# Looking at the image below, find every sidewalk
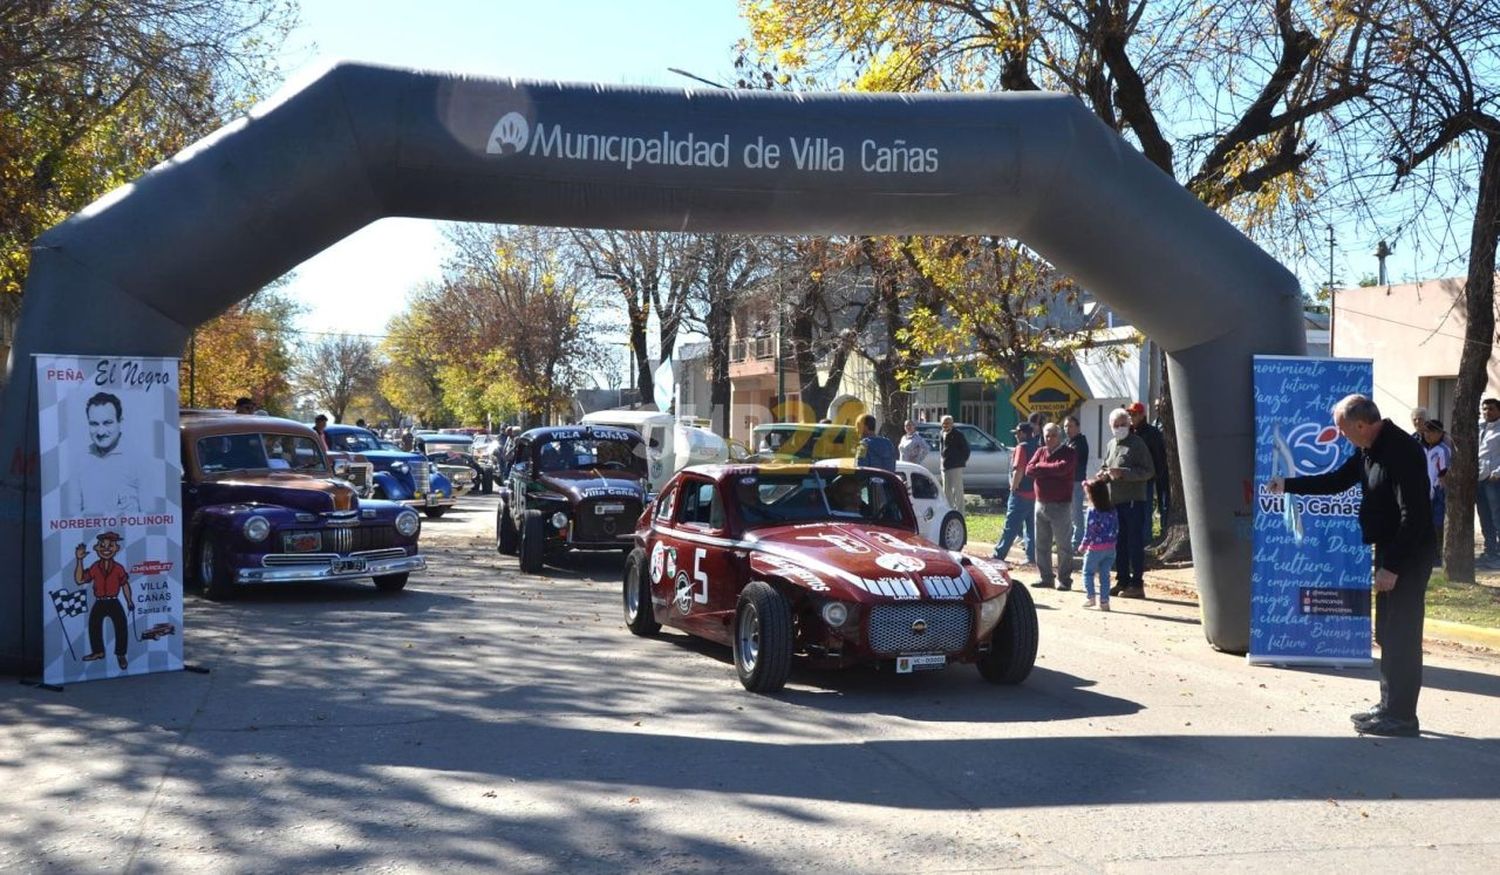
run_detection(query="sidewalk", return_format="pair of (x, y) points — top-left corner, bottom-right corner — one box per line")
(967, 545), (1500, 652)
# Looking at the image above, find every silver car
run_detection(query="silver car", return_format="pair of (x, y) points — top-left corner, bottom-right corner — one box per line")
(915, 422), (1012, 498)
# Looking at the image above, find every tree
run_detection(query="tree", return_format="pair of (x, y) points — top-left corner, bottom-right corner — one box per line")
(742, 0), (1389, 560)
(775, 236), (879, 421)
(292, 333), (378, 423)
(1345, 0), (1500, 581)
(572, 230), (702, 408)
(1, 0), (297, 333)
(693, 233), (766, 436)
(177, 286), (300, 412)
(435, 224), (603, 425)
(380, 301), (454, 427)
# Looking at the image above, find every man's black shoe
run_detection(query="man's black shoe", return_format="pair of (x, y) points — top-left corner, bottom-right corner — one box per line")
(1356, 715), (1420, 737)
(1033, 580), (1056, 589)
(1117, 586), (1146, 599)
(1056, 583), (1073, 592)
(1350, 705), (1386, 725)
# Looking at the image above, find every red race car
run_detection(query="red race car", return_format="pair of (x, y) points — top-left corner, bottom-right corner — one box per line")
(623, 463), (1038, 692)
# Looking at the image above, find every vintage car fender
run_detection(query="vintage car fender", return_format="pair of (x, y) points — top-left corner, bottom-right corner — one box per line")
(372, 469), (415, 501)
(430, 470), (453, 497)
(186, 503), (298, 556)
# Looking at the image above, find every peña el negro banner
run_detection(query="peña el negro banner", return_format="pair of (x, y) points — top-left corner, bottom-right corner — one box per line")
(1250, 355), (1374, 667)
(35, 355), (184, 685)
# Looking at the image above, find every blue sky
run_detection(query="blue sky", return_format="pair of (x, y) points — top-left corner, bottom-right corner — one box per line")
(276, 0), (748, 344)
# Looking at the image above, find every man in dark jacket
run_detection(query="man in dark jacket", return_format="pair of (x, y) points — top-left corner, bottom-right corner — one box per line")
(1129, 401), (1169, 535)
(939, 415), (970, 508)
(1065, 414), (1089, 551)
(1270, 394), (1435, 738)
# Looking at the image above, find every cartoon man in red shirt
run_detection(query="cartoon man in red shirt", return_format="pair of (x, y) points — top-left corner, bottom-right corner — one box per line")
(73, 531), (134, 669)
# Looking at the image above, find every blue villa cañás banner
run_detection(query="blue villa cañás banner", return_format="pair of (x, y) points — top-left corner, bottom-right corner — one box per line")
(1250, 356), (1374, 666)
(36, 355), (185, 686)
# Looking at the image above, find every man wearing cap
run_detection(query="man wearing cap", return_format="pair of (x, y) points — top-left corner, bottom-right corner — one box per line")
(1422, 419), (1450, 558)
(1129, 401), (1169, 536)
(1477, 398), (1500, 566)
(73, 532), (134, 670)
(992, 422), (1039, 568)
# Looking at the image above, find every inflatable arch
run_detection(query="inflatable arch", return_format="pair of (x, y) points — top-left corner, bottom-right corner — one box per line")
(0, 63), (1304, 668)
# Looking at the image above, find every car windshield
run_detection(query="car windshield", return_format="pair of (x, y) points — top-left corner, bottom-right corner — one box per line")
(198, 433), (327, 474)
(733, 469), (909, 528)
(422, 437), (472, 451)
(327, 430), (382, 452)
(535, 435), (647, 475)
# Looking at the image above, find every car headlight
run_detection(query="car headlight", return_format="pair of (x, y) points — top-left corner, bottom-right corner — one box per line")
(551, 511), (568, 529)
(391, 461), (408, 473)
(242, 515), (271, 543)
(820, 601), (850, 627)
(395, 510), (420, 537)
(977, 595), (1006, 637)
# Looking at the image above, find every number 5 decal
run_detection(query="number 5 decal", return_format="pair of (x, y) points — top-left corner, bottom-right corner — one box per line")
(693, 548), (709, 604)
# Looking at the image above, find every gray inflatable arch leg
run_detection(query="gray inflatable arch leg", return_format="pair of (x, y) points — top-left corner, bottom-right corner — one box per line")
(0, 64), (1303, 670)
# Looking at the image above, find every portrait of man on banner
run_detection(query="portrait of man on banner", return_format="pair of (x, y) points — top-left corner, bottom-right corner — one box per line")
(63, 391), (144, 515)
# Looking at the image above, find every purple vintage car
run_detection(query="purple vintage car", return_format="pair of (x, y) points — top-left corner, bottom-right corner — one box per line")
(180, 411), (426, 599)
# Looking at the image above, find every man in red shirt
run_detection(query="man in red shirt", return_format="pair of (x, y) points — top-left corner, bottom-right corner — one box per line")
(1027, 423), (1079, 590)
(73, 532), (134, 669)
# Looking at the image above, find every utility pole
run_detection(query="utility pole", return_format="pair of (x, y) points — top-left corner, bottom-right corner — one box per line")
(1325, 225), (1336, 295)
(1375, 239), (1393, 286)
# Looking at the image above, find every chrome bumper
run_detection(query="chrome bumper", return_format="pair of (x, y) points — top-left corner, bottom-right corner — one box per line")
(236, 553), (427, 584)
(399, 495), (458, 509)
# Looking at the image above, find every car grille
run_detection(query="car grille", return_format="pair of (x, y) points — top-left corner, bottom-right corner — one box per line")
(572, 498), (642, 542)
(284, 525), (398, 555)
(867, 603), (973, 654)
(262, 546), (408, 567)
(343, 462), (374, 495)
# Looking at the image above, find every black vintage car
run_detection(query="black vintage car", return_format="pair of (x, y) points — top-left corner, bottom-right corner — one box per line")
(496, 426), (650, 572)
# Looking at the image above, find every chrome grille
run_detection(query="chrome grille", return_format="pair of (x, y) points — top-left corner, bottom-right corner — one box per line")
(414, 461), (430, 491)
(325, 527), (353, 554)
(355, 548), (408, 561)
(264, 553), (336, 566)
(867, 603), (973, 654)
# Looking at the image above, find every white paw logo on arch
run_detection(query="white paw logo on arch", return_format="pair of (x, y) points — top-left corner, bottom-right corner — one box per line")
(875, 553), (925, 573)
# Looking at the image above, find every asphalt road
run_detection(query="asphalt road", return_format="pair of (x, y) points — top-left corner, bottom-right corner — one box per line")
(3, 494), (1499, 872)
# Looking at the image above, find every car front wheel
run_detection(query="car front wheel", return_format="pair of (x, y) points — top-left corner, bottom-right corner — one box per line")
(734, 581), (793, 693)
(196, 532), (234, 601)
(496, 500), (518, 554)
(939, 511), (968, 551)
(623, 549), (660, 635)
(423, 507), (447, 519)
(519, 509), (546, 573)
(978, 581), (1038, 685)
(373, 573), (408, 593)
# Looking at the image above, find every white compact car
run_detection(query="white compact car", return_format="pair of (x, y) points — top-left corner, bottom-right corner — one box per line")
(816, 459), (968, 551)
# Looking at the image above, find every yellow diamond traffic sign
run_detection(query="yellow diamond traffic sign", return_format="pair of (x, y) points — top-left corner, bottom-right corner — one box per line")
(1009, 360), (1085, 417)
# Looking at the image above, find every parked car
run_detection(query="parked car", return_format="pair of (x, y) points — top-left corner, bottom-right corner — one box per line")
(580, 409), (729, 491)
(179, 411), (426, 599)
(415, 433), (481, 496)
(915, 422), (1012, 498)
(815, 459), (967, 550)
(496, 426), (650, 572)
(323, 424), (459, 519)
(623, 463), (1035, 692)
(748, 422), (860, 463)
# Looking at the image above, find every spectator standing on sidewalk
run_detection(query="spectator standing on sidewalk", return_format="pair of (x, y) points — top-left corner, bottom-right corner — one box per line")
(855, 414), (897, 472)
(939, 416), (970, 509)
(1065, 414), (1089, 552)
(1129, 401), (1168, 538)
(1477, 398), (1500, 566)
(992, 422), (1039, 566)
(1100, 408), (1154, 598)
(1026, 423), (1077, 590)
(898, 419), (930, 465)
(1422, 419), (1449, 561)
(1268, 394), (1434, 737)
(1409, 406), (1430, 441)
(1078, 478), (1118, 610)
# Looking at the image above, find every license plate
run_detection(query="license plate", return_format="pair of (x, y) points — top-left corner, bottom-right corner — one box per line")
(331, 557), (367, 574)
(895, 654), (947, 674)
(596, 503), (625, 515)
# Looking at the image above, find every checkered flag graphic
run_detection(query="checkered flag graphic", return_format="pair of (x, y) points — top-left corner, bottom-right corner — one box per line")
(50, 588), (89, 661)
(51, 588), (87, 618)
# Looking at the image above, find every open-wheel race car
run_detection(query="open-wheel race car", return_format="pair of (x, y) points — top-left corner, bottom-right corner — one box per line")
(496, 426), (651, 573)
(623, 463), (1037, 692)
